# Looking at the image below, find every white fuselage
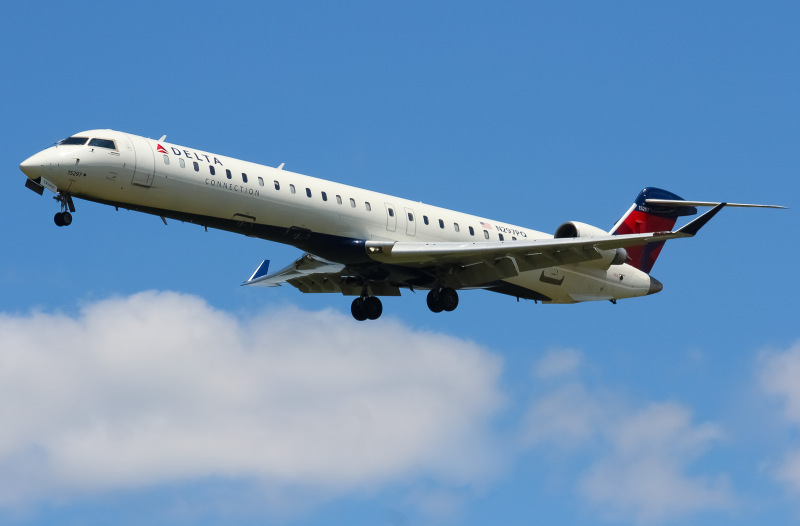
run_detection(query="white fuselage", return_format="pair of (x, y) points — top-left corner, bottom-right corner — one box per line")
(20, 129), (654, 304)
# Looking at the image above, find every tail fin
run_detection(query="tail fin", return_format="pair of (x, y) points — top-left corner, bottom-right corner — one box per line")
(610, 188), (697, 273)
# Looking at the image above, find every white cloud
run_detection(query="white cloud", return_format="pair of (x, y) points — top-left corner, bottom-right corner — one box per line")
(578, 402), (732, 524)
(759, 342), (800, 423)
(520, 382), (605, 448)
(774, 450), (800, 495)
(533, 348), (583, 380)
(521, 349), (734, 524)
(757, 341), (800, 494)
(0, 291), (505, 506)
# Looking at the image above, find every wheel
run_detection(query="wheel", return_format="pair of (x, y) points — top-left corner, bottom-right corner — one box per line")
(54, 212), (65, 227)
(363, 296), (383, 320)
(351, 297), (367, 321)
(440, 287), (459, 312)
(61, 211), (73, 226)
(426, 289), (444, 313)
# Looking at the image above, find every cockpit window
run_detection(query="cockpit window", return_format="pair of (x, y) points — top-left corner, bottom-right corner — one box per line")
(58, 136), (89, 146)
(88, 138), (116, 150)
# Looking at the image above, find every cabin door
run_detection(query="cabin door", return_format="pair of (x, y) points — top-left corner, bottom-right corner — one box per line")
(129, 135), (155, 187)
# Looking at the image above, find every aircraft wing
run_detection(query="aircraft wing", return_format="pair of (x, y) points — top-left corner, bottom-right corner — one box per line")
(242, 253), (402, 296)
(242, 255), (343, 287)
(363, 204), (724, 274)
(244, 204), (724, 294)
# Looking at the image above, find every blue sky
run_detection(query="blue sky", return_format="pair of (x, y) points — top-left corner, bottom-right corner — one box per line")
(2, 2), (799, 525)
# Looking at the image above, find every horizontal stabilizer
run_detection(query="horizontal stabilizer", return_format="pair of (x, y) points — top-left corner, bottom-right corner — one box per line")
(646, 199), (786, 209)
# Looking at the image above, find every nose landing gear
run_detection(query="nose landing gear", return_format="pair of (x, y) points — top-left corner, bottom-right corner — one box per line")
(54, 211), (72, 227)
(53, 192), (76, 227)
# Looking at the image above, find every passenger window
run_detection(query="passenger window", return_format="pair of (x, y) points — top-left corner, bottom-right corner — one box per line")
(454, 223), (460, 232)
(226, 169), (232, 179)
(179, 158), (185, 168)
(388, 208), (394, 217)
(242, 173), (248, 183)
(365, 202), (371, 211)
(499, 234), (504, 241)
(306, 188), (312, 198)
(469, 226), (474, 236)
(336, 195), (343, 205)
(350, 198), (356, 208)
(408, 213), (414, 222)
(209, 165), (215, 175)
(439, 219), (444, 229)
(258, 177), (264, 187)
(512, 236), (517, 241)
(423, 215), (429, 225)
(274, 180), (280, 190)
(290, 184), (296, 194)
(193, 161), (199, 172)
(484, 230), (490, 239)
(163, 155), (170, 165)
(322, 191), (327, 201)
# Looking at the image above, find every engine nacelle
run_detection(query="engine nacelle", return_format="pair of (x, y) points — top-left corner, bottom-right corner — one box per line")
(554, 221), (628, 268)
(554, 221), (607, 239)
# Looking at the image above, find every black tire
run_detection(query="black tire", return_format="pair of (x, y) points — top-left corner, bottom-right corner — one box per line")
(54, 212), (65, 227)
(61, 211), (73, 226)
(440, 287), (459, 312)
(426, 289), (444, 313)
(364, 296), (383, 320)
(351, 297), (367, 321)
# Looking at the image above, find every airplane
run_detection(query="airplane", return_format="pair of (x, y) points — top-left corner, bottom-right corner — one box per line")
(19, 129), (784, 321)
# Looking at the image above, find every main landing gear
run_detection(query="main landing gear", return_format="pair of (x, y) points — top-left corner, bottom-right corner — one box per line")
(350, 287), (460, 321)
(351, 296), (383, 321)
(53, 192), (76, 227)
(426, 287), (459, 313)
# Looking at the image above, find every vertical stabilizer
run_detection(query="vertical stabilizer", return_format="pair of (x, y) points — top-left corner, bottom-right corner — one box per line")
(610, 188), (697, 273)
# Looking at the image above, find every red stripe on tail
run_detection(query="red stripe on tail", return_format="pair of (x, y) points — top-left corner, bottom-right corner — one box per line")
(611, 188), (697, 273)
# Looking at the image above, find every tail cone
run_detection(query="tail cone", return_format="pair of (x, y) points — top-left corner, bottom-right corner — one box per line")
(647, 276), (663, 295)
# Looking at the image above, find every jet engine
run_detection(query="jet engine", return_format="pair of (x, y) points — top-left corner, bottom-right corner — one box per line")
(554, 221), (628, 267)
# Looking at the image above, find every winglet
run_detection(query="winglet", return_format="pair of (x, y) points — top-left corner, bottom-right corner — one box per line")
(243, 259), (270, 285)
(675, 203), (726, 236)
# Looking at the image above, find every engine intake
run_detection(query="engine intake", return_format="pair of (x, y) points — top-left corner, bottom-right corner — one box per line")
(554, 221), (628, 267)
(555, 221), (607, 239)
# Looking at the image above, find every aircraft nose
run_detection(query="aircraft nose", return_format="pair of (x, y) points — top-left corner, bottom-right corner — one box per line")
(647, 276), (663, 295)
(20, 150), (50, 179)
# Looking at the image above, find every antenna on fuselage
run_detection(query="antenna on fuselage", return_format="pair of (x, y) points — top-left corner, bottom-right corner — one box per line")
(158, 135), (167, 142)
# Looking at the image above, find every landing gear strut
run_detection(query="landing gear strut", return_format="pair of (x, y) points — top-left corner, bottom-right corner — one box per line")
(427, 287), (459, 313)
(53, 192), (76, 227)
(351, 296), (383, 321)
